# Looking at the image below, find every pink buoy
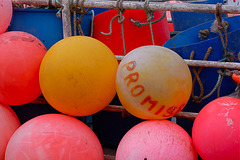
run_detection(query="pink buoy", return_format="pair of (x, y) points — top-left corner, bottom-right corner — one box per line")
(0, 31), (47, 105)
(0, 0), (12, 34)
(5, 114), (104, 160)
(116, 120), (198, 160)
(0, 103), (20, 160)
(192, 95), (240, 160)
(93, 9), (170, 56)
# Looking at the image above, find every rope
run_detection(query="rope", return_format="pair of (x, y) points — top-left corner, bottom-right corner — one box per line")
(100, 15), (120, 36)
(191, 3), (236, 102)
(130, 11), (166, 27)
(56, 0), (64, 18)
(100, 0), (127, 55)
(149, 20), (155, 45)
(70, 0), (91, 36)
(90, 10), (95, 37)
(144, 0), (155, 45)
(198, 29), (209, 40)
(190, 47), (212, 102)
(72, 0), (79, 36)
(215, 3), (229, 58)
(201, 74), (223, 101)
(117, 0), (127, 55)
(77, 18), (84, 35)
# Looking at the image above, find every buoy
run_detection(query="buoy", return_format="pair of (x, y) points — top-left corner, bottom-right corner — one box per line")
(0, 103), (20, 160)
(116, 45), (192, 119)
(0, 0), (12, 34)
(116, 120), (198, 160)
(192, 93), (240, 160)
(39, 36), (118, 116)
(5, 114), (104, 160)
(0, 31), (47, 105)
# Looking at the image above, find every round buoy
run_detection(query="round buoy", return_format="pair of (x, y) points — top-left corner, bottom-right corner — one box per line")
(116, 120), (198, 160)
(192, 96), (240, 160)
(116, 45), (192, 119)
(39, 36), (118, 116)
(0, 31), (47, 105)
(0, 103), (20, 160)
(0, 0), (12, 34)
(5, 114), (104, 160)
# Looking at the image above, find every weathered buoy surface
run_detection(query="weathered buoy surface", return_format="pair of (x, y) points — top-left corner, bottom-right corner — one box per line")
(0, 103), (20, 160)
(116, 45), (192, 119)
(0, 0), (12, 34)
(0, 31), (47, 105)
(192, 96), (240, 160)
(5, 114), (104, 160)
(39, 36), (118, 116)
(116, 120), (198, 160)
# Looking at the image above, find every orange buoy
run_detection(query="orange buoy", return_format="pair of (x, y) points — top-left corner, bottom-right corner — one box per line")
(0, 103), (20, 160)
(116, 45), (192, 119)
(0, 0), (12, 34)
(39, 36), (118, 116)
(0, 31), (47, 105)
(5, 114), (104, 160)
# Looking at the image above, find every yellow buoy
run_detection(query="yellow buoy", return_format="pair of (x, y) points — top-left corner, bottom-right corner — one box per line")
(39, 36), (118, 116)
(116, 45), (192, 119)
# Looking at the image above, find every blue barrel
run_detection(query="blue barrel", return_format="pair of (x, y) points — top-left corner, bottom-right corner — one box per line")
(171, 0), (226, 31)
(9, 8), (108, 49)
(163, 15), (240, 135)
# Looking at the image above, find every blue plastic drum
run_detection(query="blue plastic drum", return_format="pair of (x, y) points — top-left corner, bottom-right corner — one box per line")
(171, 0), (226, 31)
(9, 8), (108, 49)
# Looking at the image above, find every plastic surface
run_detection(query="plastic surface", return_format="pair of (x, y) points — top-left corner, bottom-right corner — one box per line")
(192, 96), (240, 160)
(0, 0), (12, 34)
(93, 9), (170, 56)
(9, 8), (95, 49)
(171, 0), (226, 31)
(116, 45), (192, 119)
(0, 31), (47, 105)
(5, 114), (104, 160)
(39, 36), (118, 116)
(164, 16), (240, 97)
(0, 104), (20, 160)
(116, 120), (198, 160)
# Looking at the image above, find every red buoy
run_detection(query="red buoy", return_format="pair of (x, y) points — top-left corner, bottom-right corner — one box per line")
(116, 120), (198, 160)
(192, 95), (240, 160)
(0, 103), (20, 160)
(5, 114), (104, 160)
(0, 31), (47, 105)
(0, 0), (12, 34)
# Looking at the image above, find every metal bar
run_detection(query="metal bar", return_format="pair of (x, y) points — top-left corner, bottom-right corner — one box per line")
(61, 0), (72, 38)
(105, 105), (198, 119)
(116, 55), (240, 69)
(31, 98), (198, 119)
(12, 0), (240, 14)
(12, 0), (50, 6)
(184, 59), (240, 69)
